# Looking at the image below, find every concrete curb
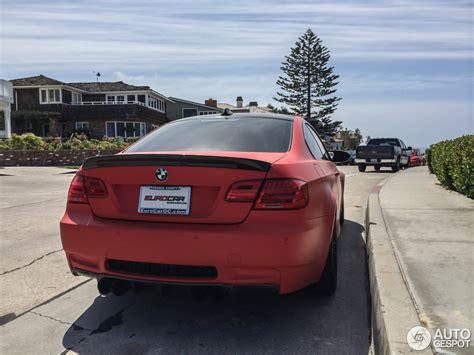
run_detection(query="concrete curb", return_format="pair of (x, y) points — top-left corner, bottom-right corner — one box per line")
(365, 175), (434, 354)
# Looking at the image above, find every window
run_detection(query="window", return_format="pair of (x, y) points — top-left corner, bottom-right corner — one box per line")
(182, 108), (198, 118)
(42, 123), (50, 137)
(306, 124), (330, 160)
(105, 121), (146, 138)
(146, 95), (165, 112)
(106, 95), (126, 104)
(126, 116), (293, 153)
(72, 92), (82, 104)
(0, 111), (5, 131)
(39, 88), (61, 104)
(199, 111), (218, 115)
(127, 95), (136, 103)
(304, 124), (324, 160)
(75, 122), (89, 131)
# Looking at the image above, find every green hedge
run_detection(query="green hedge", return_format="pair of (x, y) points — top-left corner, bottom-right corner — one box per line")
(427, 135), (473, 198)
(0, 133), (138, 151)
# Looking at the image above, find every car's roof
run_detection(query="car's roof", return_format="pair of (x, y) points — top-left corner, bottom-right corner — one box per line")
(172, 112), (296, 123)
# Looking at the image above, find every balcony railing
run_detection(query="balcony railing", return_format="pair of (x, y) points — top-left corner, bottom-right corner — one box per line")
(72, 100), (146, 106)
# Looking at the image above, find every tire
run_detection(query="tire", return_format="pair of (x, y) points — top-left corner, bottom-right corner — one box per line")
(339, 201), (345, 225)
(374, 166), (381, 171)
(358, 164), (366, 172)
(404, 158), (410, 169)
(391, 158), (400, 172)
(318, 228), (338, 295)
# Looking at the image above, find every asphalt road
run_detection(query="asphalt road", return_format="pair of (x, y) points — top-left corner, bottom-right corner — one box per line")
(0, 165), (393, 354)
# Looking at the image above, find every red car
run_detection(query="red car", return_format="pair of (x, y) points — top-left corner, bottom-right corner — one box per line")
(409, 148), (423, 167)
(60, 113), (347, 296)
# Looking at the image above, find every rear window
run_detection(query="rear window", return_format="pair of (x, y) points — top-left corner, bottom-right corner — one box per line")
(368, 139), (400, 147)
(126, 117), (293, 153)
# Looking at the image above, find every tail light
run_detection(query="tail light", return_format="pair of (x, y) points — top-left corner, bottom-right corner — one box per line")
(68, 174), (107, 204)
(225, 180), (263, 202)
(226, 178), (309, 210)
(254, 179), (308, 210)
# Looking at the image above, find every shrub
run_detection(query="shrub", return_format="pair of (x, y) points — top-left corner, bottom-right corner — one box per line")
(9, 133), (46, 150)
(425, 148), (433, 173)
(429, 135), (473, 198)
(0, 133), (134, 152)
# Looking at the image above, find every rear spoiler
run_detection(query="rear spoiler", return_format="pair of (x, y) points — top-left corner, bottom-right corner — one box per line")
(82, 154), (272, 172)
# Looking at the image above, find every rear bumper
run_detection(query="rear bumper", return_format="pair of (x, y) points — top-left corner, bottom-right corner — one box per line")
(355, 158), (397, 165)
(60, 204), (334, 294)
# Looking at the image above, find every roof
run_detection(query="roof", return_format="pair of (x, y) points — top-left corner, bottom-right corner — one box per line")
(10, 74), (171, 100)
(168, 97), (223, 111)
(174, 112), (295, 123)
(67, 81), (150, 92)
(10, 75), (64, 86)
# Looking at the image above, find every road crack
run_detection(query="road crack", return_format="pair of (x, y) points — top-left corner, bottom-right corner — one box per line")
(0, 249), (63, 275)
(30, 311), (77, 327)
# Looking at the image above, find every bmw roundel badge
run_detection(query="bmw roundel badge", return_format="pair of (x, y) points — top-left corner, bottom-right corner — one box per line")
(155, 168), (168, 182)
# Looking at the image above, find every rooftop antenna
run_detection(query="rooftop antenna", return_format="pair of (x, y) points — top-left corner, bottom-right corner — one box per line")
(92, 71), (101, 82)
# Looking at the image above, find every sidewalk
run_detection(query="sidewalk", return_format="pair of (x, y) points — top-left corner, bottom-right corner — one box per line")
(368, 166), (473, 354)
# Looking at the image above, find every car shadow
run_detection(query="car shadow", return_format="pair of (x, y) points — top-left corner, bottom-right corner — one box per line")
(62, 219), (370, 354)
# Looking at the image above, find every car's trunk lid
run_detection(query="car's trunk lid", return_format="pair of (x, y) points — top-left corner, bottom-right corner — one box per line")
(81, 151), (285, 224)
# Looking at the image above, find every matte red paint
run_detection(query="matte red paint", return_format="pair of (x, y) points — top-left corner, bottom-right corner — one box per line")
(60, 116), (345, 294)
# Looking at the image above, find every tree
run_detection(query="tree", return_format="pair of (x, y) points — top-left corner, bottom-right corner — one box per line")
(274, 28), (342, 136)
(337, 127), (363, 150)
(266, 104), (291, 115)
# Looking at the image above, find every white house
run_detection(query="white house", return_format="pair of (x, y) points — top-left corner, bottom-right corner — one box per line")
(0, 80), (13, 138)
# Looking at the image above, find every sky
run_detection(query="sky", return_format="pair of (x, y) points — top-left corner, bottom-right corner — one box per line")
(0, 0), (472, 147)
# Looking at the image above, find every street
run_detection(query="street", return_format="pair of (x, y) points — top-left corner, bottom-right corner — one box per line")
(1, 166), (392, 354)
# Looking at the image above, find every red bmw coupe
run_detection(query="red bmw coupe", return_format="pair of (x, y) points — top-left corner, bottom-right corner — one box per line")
(60, 112), (348, 295)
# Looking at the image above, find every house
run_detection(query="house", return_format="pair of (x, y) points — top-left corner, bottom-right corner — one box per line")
(325, 137), (345, 151)
(218, 97), (273, 114)
(9, 75), (172, 139)
(0, 80), (13, 138)
(167, 97), (223, 121)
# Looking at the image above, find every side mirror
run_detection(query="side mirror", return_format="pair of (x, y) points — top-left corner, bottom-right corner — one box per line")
(407, 146), (412, 150)
(330, 150), (351, 163)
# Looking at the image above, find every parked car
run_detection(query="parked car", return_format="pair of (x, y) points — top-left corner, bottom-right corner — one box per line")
(408, 148), (423, 167)
(60, 113), (350, 296)
(355, 138), (411, 172)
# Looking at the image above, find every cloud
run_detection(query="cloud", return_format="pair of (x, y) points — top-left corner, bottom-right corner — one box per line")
(1, 0), (472, 76)
(0, 0), (471, 148)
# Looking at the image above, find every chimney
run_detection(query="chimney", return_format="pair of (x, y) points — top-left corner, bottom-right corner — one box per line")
(249, 101), (258, 107)
(236, 96), (243, 108)
(205, 98), (217, 108)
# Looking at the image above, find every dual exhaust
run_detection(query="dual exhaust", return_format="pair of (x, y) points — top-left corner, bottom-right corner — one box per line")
(97, 277), (132, 296)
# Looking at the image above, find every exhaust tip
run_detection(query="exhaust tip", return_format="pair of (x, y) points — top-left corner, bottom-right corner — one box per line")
(97, 278), (112, 295)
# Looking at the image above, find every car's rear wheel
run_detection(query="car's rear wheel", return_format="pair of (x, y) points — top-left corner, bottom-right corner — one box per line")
(339, 201), (345, 225)
(392, 158), (400, 172)
(374, 166), (381, 171)
(358, 164), (366, 172)
(317, 226), (338, 295)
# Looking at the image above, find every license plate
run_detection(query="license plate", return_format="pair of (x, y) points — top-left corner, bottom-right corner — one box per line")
(138, 186), (191, 215)
(371, 159), (378, 163)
